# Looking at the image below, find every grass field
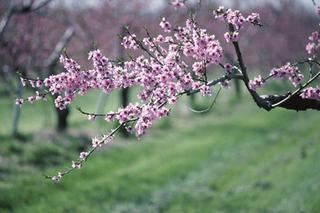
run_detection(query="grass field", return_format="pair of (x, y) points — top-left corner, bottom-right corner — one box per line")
(0, 90), (320, 213)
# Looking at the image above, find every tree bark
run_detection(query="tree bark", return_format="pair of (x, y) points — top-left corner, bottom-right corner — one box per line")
(118, 26), (130, 137)
(263, 94), (320, 111)
(121, 87), (130, 108)
(55, 106), (70, 132)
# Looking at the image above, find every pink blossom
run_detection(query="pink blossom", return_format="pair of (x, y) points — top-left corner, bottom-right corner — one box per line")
(104, 112), (116, 122)
(91, 137), (100, 148)
(224, 63), (233, 74)
(28, 96), (35, 104)
(15, 98), (24, 107)
(29, 80), (36, 88)
(192, 61), (206, 77)
(36, 80), (43, 88)
(247, 13), (261, 25)
(71, 161), (81, 169)
(200, 85), (212, 96)
(87, 115), (96, 122)
(300, 87), (320, 100)
(79, 152), (89, 160)
(20, 77), (26, 86)
(51, 172), (62, 183)
(306, 31), (320, 55)
(270, 63), (304, 87)
(249, 75), (265, 91)
(224, 32), (239, 43)
(306, 42), (317, 55)
(160, 17), (172, 33)
(122, 35), (138, 50)
(215, 8), (247, 30)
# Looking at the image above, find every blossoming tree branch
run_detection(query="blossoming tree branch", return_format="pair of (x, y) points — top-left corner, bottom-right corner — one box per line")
(15, 0), (320, 182)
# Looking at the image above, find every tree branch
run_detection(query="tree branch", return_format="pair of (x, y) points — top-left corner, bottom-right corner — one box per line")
(231, 40), (272, 110)
(230, 31), (320, 111)
(44, 26), (75, 68)
(262, 94), (320, 111)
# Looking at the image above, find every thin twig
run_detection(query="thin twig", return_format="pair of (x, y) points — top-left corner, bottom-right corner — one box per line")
(45, 118), (137, 181)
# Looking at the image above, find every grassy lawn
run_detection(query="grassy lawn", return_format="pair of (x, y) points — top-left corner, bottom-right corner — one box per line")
(0, 89), (320, 213)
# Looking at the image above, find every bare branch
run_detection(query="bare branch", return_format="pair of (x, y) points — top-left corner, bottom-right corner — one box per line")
(231, 39), (272, 110)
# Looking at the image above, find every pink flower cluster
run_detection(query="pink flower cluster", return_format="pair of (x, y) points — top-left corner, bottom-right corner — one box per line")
(249, 75), (264, 91)
(122, 34), (138, 50)
(214, 6), (261, 43)
(249, 63), (304, 91)
(224, 63), (233, 74)
(160, 17), (172, 33)
(174, 19), (223, 77)
(300, 87), (320, 100)
(20, 77), (43, 88)
(214, 7), (261, 29)
(306, 31), (320, 55)
(91, 135), (114, 149)
(15, 77), (46, 107)
(270, 63), (304, 87)
(224, 32), (239, 43)
(115, 103), (141, 124)
(135, 105), (169, 136)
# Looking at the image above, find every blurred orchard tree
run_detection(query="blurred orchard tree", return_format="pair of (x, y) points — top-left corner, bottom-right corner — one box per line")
(0, 0), (74, 136)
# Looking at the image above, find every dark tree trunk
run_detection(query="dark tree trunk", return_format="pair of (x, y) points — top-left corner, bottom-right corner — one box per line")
(118, 25), (130, 137)
(121, 87), (130, 108)
(55, 106), (70, 133)
(51, 79), (70, 133)
(119, 87), (130, 137)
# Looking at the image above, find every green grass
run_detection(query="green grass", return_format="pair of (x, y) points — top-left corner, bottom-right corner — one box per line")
(0, 89), (320, 213)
